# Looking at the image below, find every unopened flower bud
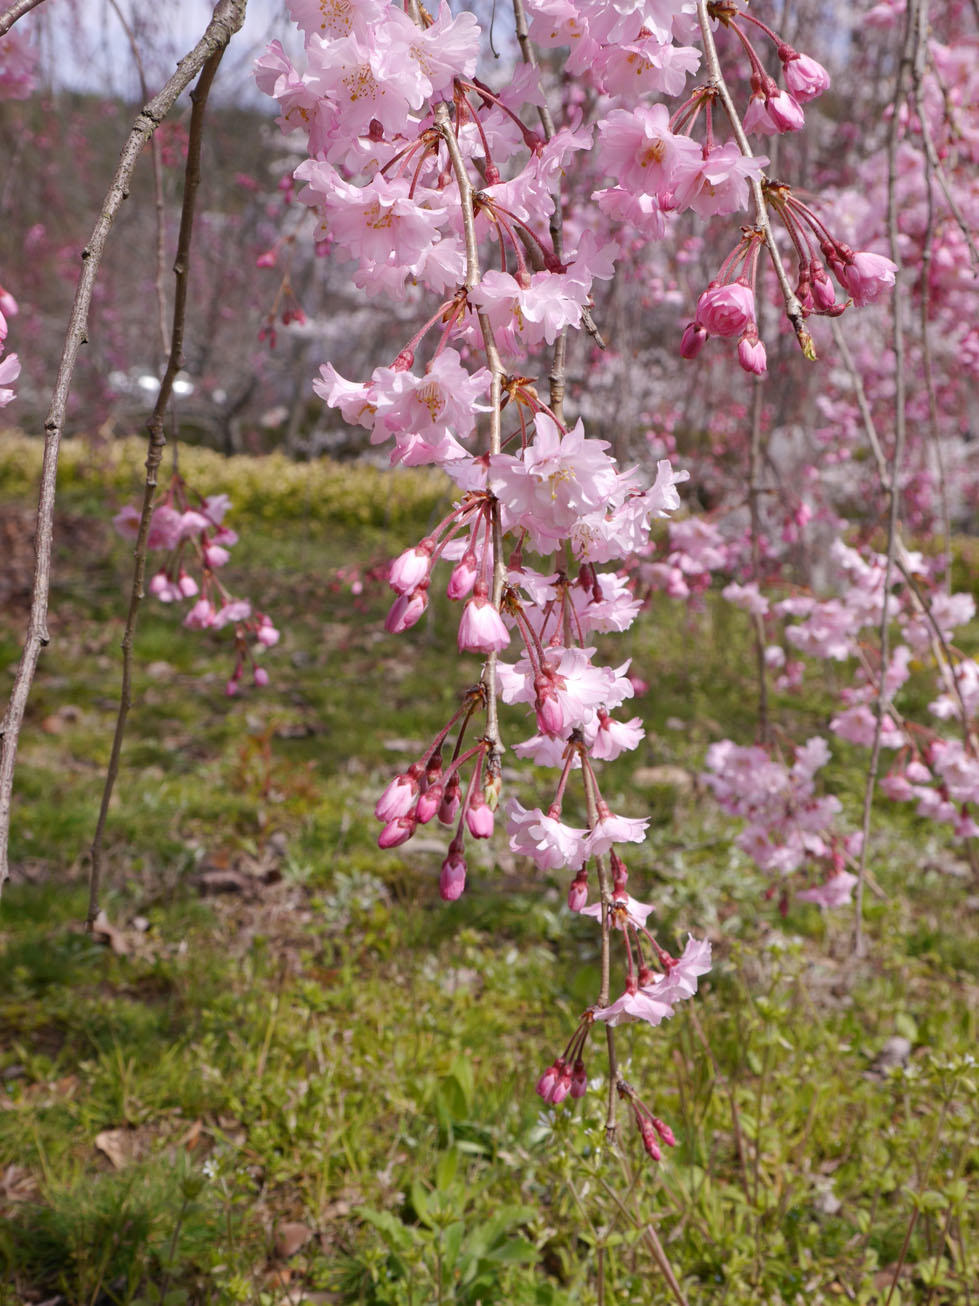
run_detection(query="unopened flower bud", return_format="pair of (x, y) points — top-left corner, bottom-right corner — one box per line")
(652, 1117), (676, 1147)
(375, 769), (420, 822)
(570, 1059), (587, 1098)
(416, 783), (443, 825)
(536, 1060), (563, 1101)
(549, 1064), (572, 1104)
(567, 869), (588, 912)
(385, 586), (428, 634)
(439, 847), (467, 900)
(256, 618), (280, 647)
(178, 571), (199, 598)
(389, 542), (432, 596)
(810, 260), (837, 311)
(253, 666), (270, 688)
(737, 331), (768, 376)
(447, 550), (478, 601)
(149, 570), (174, 601)
(679, 322), (708, 359)
(534, 680), (564, 737)
(639, 1120), (661, 1161)
(439, 774), (462, 825)
(465, 792), (494, 839)
(378, 816), (416, 849)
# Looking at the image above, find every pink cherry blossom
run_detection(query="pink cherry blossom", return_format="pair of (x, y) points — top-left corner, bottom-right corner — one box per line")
(839, 251), (898, 307)
(797, 871), (858, 908)
(506, 799), (588, 871)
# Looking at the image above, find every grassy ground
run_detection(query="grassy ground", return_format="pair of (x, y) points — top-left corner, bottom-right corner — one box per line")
(0, 439), (976, 1305)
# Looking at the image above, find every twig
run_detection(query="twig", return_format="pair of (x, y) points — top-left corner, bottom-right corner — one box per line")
(106, 0), (171, 366)
(510, 0), (572, 421)
(748, 364), (770, 744)
(0, 0), (47, 36)
(0, 0), (247, 894)
(853, 0), (917, 958)
(87, 41), (231, 927)
(910, 0), (952, 575)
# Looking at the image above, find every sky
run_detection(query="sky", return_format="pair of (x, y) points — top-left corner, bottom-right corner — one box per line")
(29, 0), (301, 102)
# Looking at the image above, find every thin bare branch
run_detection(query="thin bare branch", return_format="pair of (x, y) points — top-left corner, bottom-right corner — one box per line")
(87, 44), (230, 927)
(0, 0), (247, 893)
(106, 0), (171, 365)
(853, 0), (917, 957)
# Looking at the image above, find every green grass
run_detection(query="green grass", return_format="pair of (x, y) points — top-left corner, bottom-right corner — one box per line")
(0, 446), (977, 1305)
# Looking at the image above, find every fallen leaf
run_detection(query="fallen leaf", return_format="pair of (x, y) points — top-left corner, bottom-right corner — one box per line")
(275, 1221), (314, 1259)
(95, 1128), (138, 1169)
(90, 910), (130, 956)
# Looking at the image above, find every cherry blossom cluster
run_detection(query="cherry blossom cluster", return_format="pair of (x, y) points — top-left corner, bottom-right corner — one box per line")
(114, 483), (279, 694)
(771, 541), (979, 844)
(703, 736), (861, 909)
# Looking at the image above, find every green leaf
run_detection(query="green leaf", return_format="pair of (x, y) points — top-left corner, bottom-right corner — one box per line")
(435, 1147), (460, 1192)
(358, 1207), (416, 1253)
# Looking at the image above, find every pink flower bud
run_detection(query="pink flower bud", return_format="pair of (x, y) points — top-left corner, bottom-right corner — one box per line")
(446, 550), (478, 601)
(377, 816), (416, 849)
(416, 783), (443, 825)
(389, 543), (432, 596)
(567, 870), (588, 913)
(737, 333), (768, 376)
(765, 90), (805, 133)
(255, 249), (277, 268)
(253, 666), (270, 688)
(375, 770), (420, 822)
(640, 1120), (661, 1161)
(149, 570), (174, 601)
(439, 775), (462, 825)
(810, 261), (837, 310)
(225, 677), (240, 697)
(652, 1117), (676, 1148)
(439, 849), (467, 900)
(465, 792), (494, 839)
(178, 571), (199, 598)
(385, 587), (428, 634)
(570, 1060), (587, 1099)
(549, 1065), (572, 1104)
(679, 322), (708, 359)
(256, 619), (279, 647)
(536, 1061), (562, 1100)
(535, 680), (564, 737)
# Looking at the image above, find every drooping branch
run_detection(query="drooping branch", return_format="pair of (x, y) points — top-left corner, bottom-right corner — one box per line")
(852, 0), (917, 957)
(87, 42), (229, 928)
(0, 0), (47, 37)
(0, 0), (247, 893)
